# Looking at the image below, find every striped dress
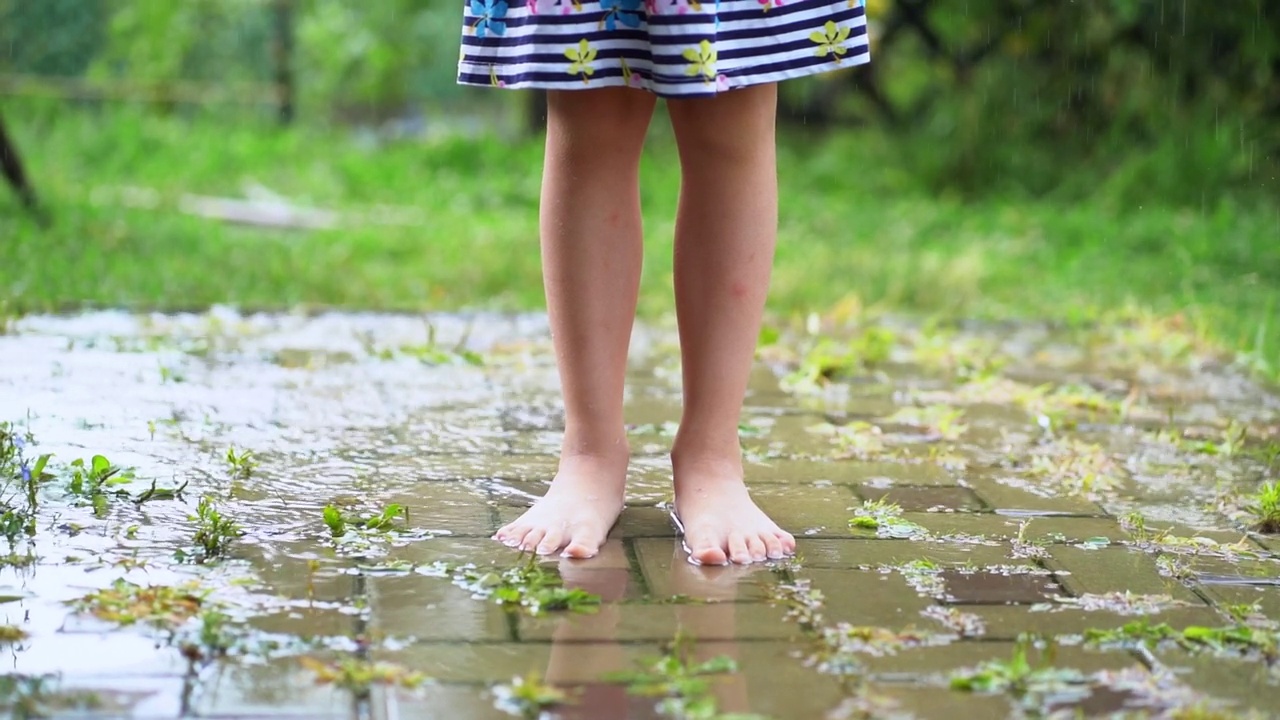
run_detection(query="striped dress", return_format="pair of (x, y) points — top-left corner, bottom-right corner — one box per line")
(457, 0), (870, 98)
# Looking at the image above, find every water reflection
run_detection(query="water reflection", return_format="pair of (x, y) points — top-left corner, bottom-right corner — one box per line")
(539, 538), (761, 719)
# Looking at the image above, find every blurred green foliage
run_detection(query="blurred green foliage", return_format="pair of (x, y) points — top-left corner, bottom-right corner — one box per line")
(2, 0), (1275, 203)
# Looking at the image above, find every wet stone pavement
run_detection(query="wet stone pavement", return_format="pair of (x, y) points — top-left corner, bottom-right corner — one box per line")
(1, 308), (1279, 718)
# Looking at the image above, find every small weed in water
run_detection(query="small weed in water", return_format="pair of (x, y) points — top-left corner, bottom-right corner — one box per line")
(882, 405), (968, 441)
(848, 500), (927, 539)
(1245, 481), (1280, 533)
(492, 673), (573, 718)
(179, 496), (243, 563)
(224, 446), (257, 480)
(605, 631), (762, 720)
(180, 609), (240, 664)
(0, 624), (28, 643)
(323, 502), (407, 538)
(66, 454), (133, 513)
(299, 656), (425, 699)
(781, 327), (895, 392)
(1085, 619), (1278, 661)
(950, 638), (1086, 699)
(427, 554), (601, 616)
(72, 579), (206, 632)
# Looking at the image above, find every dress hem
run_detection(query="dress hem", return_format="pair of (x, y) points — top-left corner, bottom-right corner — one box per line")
(457, 50), (870, 99)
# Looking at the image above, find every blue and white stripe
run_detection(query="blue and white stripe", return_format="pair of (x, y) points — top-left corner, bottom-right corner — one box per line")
(458, 0), (870, 98)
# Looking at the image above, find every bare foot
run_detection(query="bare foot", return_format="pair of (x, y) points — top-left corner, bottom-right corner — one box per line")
(493, 453), (627, 558)
(672, 453), (796, 565)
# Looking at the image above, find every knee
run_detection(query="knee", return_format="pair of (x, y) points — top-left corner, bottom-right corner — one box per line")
(547, 88), (654, 157)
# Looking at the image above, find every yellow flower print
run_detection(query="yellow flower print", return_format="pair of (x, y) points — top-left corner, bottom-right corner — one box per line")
(810, 20), (852, 62)
(683, 39), (717, 82)
(565, 39), (598, 83)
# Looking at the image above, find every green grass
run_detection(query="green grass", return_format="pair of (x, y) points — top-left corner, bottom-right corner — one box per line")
(2, 100), (1277, 377)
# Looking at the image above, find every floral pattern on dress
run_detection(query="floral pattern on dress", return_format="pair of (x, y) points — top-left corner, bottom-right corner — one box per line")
(600, 0), (643, 29)
(684, 40), (717, 81)
(469, 0), (508, 37)
(811, 20), (851, 62)
(566, 39), (599, 82)
(530, 0), (583, 15)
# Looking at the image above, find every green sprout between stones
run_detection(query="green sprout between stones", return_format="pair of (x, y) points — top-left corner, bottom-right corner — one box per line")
(848, 499), (927, 539)
(492, 673), (574, 718)
(950, 637), (1087, 702)
(299, 656), (426, 700)
(882, 405), (968, 442)
(361, 321), (484, 367)
(425, 553), (601, 616)
(781, 326), (896, 393)
(1245, 481), (1280, 534)
(66, 454), (134, 515)
(178, 496), (243, 563)
(1084, 619), (1279, 661)
(224, 446), (257, 480)
(323, 503), (408, 539)
(771, 578), (949, 678)
(0, 424), (48, 543)
(605, 631), (764, 720)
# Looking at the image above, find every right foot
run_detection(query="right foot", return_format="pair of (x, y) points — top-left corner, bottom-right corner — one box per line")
(493, 453), (627, 558)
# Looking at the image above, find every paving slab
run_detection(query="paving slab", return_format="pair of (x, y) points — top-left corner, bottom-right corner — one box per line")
(805, 567), (935, 628)
(857, 484), (986, 512)
(194, 657), (353, 718)
(1153, 649), (1280, 715)
(368, 572), (515, 642)
(906, 513), (1131, 543)
(631, 538), (782, 601)
(939, 570), (1064, 604)
(862, 683), (1014, 719)
(966, 475), (1106, 516)
(747, 482), (860, 536)
(1047, 546), (1205, 603)
(748, 458), (955, 486)
(862, 640), (1142, 679)
(941, 604), (1225, 640)
(375, 641), (652, 684)
(793, 538), (1022, 569)
(520, 602), (797, 642)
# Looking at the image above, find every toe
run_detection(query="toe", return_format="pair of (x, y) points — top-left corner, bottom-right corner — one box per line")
(763, 533), (785, 559)
(727, 532), (752, 564)
(520, 528), (547, 553)
(536, 527), (566, 556)
(746, 536), (767, 563)
(686, 527), (728, 566)
(563, 525), (607, 559)
(495, 524), (527, 547)
(775, 529), (797, 554)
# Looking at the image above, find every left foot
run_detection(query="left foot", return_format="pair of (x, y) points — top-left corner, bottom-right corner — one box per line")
(671, 453), (796, 565)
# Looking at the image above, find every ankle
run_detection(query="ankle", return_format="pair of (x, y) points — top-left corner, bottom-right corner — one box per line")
(560, 425), (631, 461)
(670, 443), (743, 483)
(671, 428), (741, 467)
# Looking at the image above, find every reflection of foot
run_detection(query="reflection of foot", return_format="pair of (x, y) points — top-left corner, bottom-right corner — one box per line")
(672, 453), (796, 565)
(493, 453), (627, 558)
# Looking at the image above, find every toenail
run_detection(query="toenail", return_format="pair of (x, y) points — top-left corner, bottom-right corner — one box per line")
(503, 539), (520, 547)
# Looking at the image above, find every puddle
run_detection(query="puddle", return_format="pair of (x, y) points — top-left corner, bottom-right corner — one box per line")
(1, 309), (1278, 717)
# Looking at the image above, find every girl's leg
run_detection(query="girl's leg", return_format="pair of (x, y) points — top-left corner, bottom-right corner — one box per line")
(665, 84), (796, 565)
(494, 87), (656, 558)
